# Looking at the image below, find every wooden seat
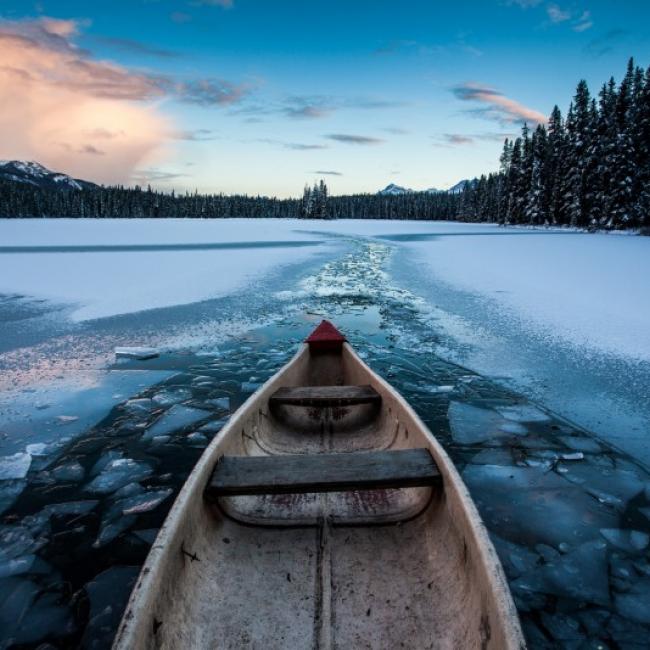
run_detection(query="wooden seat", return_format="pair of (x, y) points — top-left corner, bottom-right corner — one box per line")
(269, 385), (381, 408)
(204, 448), (441, 499)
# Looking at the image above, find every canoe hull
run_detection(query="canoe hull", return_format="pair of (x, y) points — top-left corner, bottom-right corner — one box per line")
(113, 343), (525, 649)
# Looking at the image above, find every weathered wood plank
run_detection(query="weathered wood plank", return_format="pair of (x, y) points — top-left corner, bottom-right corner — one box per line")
(205, 448), (441, 498)
(269, 385), (381, 408)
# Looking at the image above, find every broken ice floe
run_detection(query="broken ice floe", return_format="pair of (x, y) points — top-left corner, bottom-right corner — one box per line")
(496, 404), (551, 423)
(142, 404), (211, 440)
(93, 488), (172, 547)
(600, 529), (650, 553)
(115, 346), (159, 360)
(0, 453), (32, 480)
(447, 401), (526, 445)
(85, 458), (153, 495)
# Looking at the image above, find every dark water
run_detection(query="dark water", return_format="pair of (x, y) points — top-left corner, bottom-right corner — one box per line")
(1, 240), (649, 649)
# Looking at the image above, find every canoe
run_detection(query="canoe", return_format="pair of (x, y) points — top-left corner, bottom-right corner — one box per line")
(113, 321), (525, 649)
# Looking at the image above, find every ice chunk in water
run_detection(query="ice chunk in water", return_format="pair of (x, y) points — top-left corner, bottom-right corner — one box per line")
(142, 404), (211, 440)
(490, 535), (539, 579)
(52, 461), (85, 482)
(115, 346), (159, 360)
(447, 402), (511, 444)
(0, 452), (31, 480)
(513, 539), (610, 606)
(120, 489), (173, 516)
(614, 578), (650, 625)
(55, 415), (78, 425)
(204, 397), (230, 411)
(0, 480), (27, 516)
(85, 458), (153, 494)
(93, 515), (136, 547)
(558, 436), (603, 454)
(0, 554), (50, 578)
(462, 464), (618, 547)
(200, 417), (229, 433)
(81, 566), (139, 648)
(187, 432), (208, 447)
(562, 465), (645, 502)
(539, 611), (585, 643)
(496, 404), (551, 423)
(151, 388), (192, 407)
(123, 398), (154, 415)
(600, 529), (649, 553)
(0, 579), (74, 645)
(90, 450), (123, 477)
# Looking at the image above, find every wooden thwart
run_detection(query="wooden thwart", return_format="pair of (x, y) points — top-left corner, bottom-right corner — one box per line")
(205, 448), (441, 498)
(269, 385), (381, 408)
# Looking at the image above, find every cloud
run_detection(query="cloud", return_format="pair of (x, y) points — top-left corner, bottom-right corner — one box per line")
(383, 127), (409, 134)
(92, 35), (180, 58)
(432, 131), (516, 147)
(547, 4), (571, 23)
(0, 17), (170, 184)
(325, 134), (384, 145)
(583, 29), (629, 57)
(451, 82), (547, 125)
(170, 129), (218, 141)
(131, 169), (190, 184)
(444, 134), (475, 145)
(572, 11), (593, 32)
(0, 16), (250, 185)
(285, 143), (328, 150)
(312, 170), (342, 176)
(284, 104), (332, 119)
(175, 78), (250, 106)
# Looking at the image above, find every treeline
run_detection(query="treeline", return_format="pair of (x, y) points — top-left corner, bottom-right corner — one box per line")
(458, 58), (650, 229)
(0, 178), (460, 221)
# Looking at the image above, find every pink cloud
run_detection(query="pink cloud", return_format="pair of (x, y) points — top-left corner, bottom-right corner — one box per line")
(0, 17), (251, 185)
(0, 17), (170, 184)
(452, 82), (547, 126)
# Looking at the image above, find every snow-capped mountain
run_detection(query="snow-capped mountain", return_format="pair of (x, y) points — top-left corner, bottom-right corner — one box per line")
(378, 183), (412, 196)
(447, 179), (470, 194)
(378, 183), (457, 195)
(0, 160), (97, 191)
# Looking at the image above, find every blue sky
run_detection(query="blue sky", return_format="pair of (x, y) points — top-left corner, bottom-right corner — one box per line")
(0, 0), (648, 196)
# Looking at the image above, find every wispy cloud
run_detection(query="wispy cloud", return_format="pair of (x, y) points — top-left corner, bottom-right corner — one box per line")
(92, 35), (180, 58)
(383, 127), (409, 135)
(584, 29), (629, 57)
(444, 134), (475, 145)
(170, 129), (218, 141)
(131, 169), (190, 184)
(451, 82), (547, 126)
(572, 11), (593, 32)
(432, 131), (516, 147)
(286, 143), (328, 150)
(325, 134), (384, 145)
(176, 79), (250, 106)
(547, 4), (571, 23)
(312, 170), (343, 176)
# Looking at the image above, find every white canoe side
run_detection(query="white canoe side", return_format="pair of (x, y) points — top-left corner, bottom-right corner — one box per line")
(113, 341), (525, 649)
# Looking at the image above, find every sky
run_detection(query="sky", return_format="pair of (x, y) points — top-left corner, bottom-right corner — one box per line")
(0, 1), (648, 197)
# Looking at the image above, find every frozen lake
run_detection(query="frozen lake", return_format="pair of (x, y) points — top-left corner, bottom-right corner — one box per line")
(0, 218), (649, 648)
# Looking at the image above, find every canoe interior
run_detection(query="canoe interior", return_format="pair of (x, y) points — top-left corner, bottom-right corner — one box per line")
(113, 344), (523, 649)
